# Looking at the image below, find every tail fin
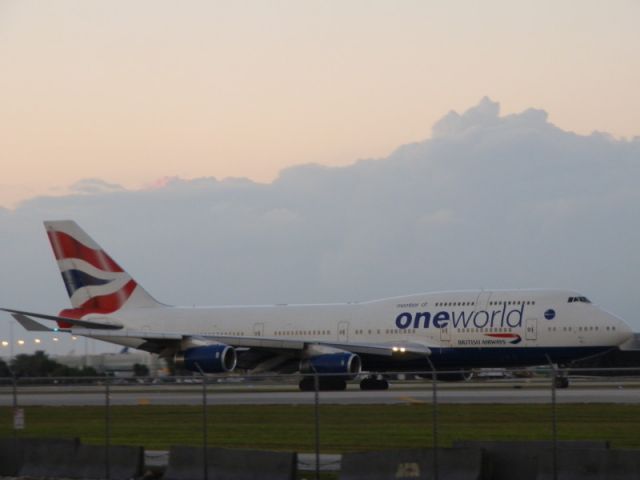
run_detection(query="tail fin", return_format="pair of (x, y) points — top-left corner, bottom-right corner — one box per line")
(44, 221), (160, 320)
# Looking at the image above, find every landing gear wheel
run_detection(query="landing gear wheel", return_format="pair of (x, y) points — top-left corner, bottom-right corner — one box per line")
(322, 377), (347, 391)
(299, 377), (315, 391)
(359, 377), (389, 391)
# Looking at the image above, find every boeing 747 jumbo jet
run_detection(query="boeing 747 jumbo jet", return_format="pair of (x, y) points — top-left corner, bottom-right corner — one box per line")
(2, 221), (634, 390)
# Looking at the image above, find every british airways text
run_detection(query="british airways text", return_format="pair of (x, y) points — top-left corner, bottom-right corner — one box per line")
(395, 304), (525, 330)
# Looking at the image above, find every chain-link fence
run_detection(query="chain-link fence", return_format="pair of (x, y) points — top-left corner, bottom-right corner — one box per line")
(2, 367), (640, 479)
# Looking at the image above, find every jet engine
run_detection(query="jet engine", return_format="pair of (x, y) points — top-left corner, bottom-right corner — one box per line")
(299, 352), (362, 378)
(174, 344), (237, 373)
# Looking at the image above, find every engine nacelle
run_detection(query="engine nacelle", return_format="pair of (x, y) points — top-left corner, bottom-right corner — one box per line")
(299, 352), (362, 378)
(174, 344), (237, 373)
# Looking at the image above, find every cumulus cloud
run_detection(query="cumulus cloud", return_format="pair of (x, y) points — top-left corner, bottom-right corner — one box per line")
(1, 98), (639, 353)
(69, 178), (124, 194)
(431, 96), (502, 138)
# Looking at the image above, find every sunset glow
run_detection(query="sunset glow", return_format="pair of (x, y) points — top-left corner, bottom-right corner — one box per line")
(1, 1), (638, 207)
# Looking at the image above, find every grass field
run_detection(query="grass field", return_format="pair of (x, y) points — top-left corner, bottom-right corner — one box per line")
(1, 403), (639, 452)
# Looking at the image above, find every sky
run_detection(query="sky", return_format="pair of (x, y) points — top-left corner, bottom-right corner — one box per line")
(1, 1), (639, 355)
(1, 1), (639, 207)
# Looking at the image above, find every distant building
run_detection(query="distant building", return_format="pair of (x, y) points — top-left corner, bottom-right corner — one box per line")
(54, 350), (168, 376)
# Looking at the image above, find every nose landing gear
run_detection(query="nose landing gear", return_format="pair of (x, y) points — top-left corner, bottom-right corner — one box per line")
(547, 357), (570, 389)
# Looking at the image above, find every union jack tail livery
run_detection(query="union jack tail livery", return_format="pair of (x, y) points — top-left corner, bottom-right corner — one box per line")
(45, 221), (160, 325)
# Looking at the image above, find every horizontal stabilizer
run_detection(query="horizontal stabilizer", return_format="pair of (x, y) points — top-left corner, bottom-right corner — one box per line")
(0, 308), (123, 330)
(11, 313), (54, 332)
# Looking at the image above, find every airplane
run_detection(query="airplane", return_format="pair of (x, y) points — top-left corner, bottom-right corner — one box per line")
(1, 220), (634, 390)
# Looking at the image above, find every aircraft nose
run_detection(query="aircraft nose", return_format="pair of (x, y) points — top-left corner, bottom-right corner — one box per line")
(618, 318), (634, 342)
(609, 311), (633, 344)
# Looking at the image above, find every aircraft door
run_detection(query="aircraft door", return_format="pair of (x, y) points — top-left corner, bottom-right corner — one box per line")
(526, 318), (537, 341)
(338, 321), (349, 342)
(253, 322), (264, 337)
(475, 291), (492, 309)
(440, 323), (451, 343)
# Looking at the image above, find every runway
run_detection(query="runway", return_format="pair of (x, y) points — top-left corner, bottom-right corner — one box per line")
(2, 379), (639, 406)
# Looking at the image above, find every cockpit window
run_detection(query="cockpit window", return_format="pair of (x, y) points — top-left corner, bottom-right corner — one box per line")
(568, 296), (591, 304)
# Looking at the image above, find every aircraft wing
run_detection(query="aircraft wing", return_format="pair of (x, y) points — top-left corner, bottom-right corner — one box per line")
(3, 310), (433, 360)
(35, 325), (433, 358)
(315, 340), (432, 357)
(179, 333), (433, 357)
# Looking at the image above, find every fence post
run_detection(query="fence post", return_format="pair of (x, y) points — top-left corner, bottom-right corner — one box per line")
(426, 360), (439, 480)
(313, 373), (321, 480)
(12, 374), (18, 439)
(551, 367), (558, 480)
(545, 358), (558, 480)
(195, 365), (209, 480)
(105, 376), (111, 480)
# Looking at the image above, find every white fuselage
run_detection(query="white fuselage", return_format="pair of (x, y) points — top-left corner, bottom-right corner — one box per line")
(94, 288), (632, 370)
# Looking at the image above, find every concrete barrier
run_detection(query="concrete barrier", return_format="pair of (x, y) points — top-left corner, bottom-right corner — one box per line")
(71, 444), (144, 480)
(453, 440), (610, 450)
(208, 447), (296, 480)
(536, 448), (640, 480)
(600, 449), (640, 479)
(0, 437), (79, 476)
(165, 445), (297, 480)
(19, 439), (77, 478)
(340, 448), (482, 480)
(452, 441), (610, 480)
(0, 438), (23, 476)
(164, 446), (198, 480)
(15, 439), (142, 480)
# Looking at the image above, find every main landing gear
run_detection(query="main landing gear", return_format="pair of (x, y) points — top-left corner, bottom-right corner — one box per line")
(554, 375), (570, 389)
(298, 376), (347, 391)
(359, 375), (389, 391)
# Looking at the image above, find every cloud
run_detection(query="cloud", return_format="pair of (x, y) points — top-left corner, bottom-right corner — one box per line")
(69, 178), (124, 194)
(2, 98), (640, 353)
(431, 96), (502, 138)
